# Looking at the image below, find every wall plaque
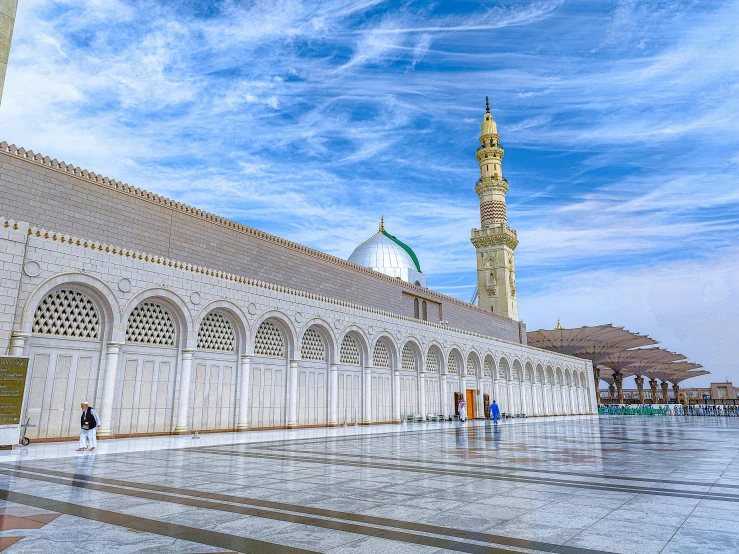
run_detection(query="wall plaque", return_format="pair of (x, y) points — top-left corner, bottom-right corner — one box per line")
(0, 357), (29, 426)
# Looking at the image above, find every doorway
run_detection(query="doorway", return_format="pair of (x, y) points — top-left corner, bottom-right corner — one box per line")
(466, 389), (475, 419)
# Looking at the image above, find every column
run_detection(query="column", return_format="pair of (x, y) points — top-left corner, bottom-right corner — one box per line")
(174, 348), (195, 434)
(672, 383), (681, 405)
(634, 376), (644, 404)
(650, 378), (658, 404)
(392, 368), (401, 423)
(593, 367), (601, 404)
(236, 355), (251, 430)
(329, 364), (339, 426)
(287, 359), (299, 427)
(440, 374), (448, 417)
(362, 365), (372, 424)
(7, 331), (29, 356)
(97, 341), (123, 437)
(608, 383), (615, 404)
(418, 372), (426, 421)
(614, 373), (624, 404)
(477, 383), (484, 419)
(660, 381), (670, 404)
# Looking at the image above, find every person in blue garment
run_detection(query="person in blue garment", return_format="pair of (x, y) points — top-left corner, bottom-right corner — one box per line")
(490, 400), (500, 425)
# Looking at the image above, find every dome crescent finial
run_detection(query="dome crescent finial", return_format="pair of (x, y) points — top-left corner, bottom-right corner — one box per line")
(485, 96), (490, 114)
(379, 215), (385, 232)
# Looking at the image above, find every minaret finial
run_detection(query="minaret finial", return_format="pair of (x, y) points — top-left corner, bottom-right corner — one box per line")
(379, 215), (385, 233)
(556, 318), (563, 330)
(485, 96), (490, 114)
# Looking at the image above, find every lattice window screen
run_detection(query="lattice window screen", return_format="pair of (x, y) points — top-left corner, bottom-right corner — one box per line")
(424, 349), (437, 372)
(373, 341), (390, 368)
(524, 366), (532, 382)
(535, 368), (542, 383)
(498, 362), (506, 379)
(466, 354), (477, 376)
(401, 345), (416, 370)
(254, 321), (285, 357)
(197, 312), (235, 352)
(126, 302), (175, 346)
(340, 335), (360, 365)
(555, 371), (561, 385)
(447, 353), (458, 375)
(546, 370), (552, 384)
(483, 358), (492, 377)
(33, 289), (100, 339)
(511, 364), (519, 381)
(301, 328), (325, 361)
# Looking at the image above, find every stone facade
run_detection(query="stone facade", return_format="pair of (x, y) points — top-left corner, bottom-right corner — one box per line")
(0, 143), (525, 343)
(0, 216), (596, 440)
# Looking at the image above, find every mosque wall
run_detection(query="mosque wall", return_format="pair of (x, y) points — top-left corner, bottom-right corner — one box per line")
(0, 144), (526, 343)
(0, 216), (597, 440)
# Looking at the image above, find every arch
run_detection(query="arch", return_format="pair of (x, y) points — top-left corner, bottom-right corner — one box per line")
(193, 300), (249, 354)
(22, 273), (120, 339)
(465, 351), (481, 378)
(337, 326), (370, 366)
(512, 359), (523, 382)
(421, 301), (428, 321)
(546, 365), (554, 385)
(565, 368), (573, 387)
(401, 339), (422, 372)
(122, 288), (192, 349)
(250, 311), (297, 359)
(524, 361), (534, 383)
(413, 298), (420, 319)
(535, 363), (544, 384)
(301, 327), (327, 361)
(372, 339), (391, 368)
(498, 355), (511, 380)
(446, 348), (463, 376)
(32, 289), (102, 340)
(298, 318), (337, 364)
(425, 343), (444, 374)
(555, 367), (563, 386)
(483, 354), (494, 378)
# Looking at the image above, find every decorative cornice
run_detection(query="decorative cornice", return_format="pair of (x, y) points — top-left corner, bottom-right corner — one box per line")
(475, 146), (504, 162)
(475, 177), (509, 196)
(470, 225), (519, 250)
(0, 141), (514, 323)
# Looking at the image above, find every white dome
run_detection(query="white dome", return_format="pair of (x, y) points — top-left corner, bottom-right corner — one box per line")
(348, 222), (426, 287)
(349, 232), (417, 274)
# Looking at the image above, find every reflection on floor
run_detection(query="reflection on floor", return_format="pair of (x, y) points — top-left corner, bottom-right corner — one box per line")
(0, 416), (738, 553)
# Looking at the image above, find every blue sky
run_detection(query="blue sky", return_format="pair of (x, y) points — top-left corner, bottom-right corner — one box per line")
(2, 0), (738, 387)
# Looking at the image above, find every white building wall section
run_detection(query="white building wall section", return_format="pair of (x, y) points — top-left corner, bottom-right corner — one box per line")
(0, 218), (596, 439)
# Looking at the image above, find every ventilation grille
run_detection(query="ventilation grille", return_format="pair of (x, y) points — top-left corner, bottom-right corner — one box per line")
(340, 335), (360, 365)
(424, 349), (437, 372)
(33, 289), (100, 339)
(301, 328), (325, 361)
(466, 354), (476, 376)
(254, 321), (285, 357)
(447, 353), (458, 375)
(197, 312), (235, 352)
(483, 358), (492, 377)
(126, 302), (175, 346)
(373, 341), (390, 368)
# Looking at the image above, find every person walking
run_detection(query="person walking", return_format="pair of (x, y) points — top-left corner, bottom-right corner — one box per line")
(490, 400), (500, 425)
(77, 402), (100, 451)
(458, 397), (467, 422)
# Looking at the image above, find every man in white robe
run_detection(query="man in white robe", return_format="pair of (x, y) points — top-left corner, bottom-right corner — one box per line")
(77, 402), (100, 451)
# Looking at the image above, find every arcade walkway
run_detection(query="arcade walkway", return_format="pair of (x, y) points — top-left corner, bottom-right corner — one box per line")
(0, 416), (737, 553)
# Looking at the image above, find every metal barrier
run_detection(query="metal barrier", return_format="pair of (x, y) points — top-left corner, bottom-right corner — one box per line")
(599, 404), (739, 417)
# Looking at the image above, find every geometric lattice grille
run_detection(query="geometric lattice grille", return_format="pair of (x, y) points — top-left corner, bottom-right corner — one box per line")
(33, 289), (100, 339)
(524, 366), (532, 382)
(340, 335), (360, 365)
(424, 348), (437, 372)
(555, 371), (561, 385)
(511, 363), (519, 381)
(373, 341), (389, 368)
(126, 302), (175, 346)
(535, 368), (542, 383)
(466, 354), (477, 376)
(301, 328), (325, 361)
(546, 369), (552, 385)
(254, 321), (285, 357)
(483, 358), (492, 377)
(498, 362), (505, 379)
(197, 312), (235, 352)
(447, 353), (458, 375)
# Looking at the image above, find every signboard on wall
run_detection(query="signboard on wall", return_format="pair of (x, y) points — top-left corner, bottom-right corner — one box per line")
(0, 356), (29, 426)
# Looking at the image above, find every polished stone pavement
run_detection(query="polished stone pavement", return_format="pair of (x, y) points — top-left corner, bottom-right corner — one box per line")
(0, 415), (738, 553)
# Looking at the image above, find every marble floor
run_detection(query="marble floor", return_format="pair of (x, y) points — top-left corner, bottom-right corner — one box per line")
(0, 415), (738, 553)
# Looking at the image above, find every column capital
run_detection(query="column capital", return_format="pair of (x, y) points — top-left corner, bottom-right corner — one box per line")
(240, 354), (251, 362)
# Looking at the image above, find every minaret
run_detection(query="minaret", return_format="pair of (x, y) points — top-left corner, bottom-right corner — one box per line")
(470, 97), (519, 320)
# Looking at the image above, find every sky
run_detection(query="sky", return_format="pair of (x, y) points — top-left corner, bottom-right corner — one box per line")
(1, 0), (738, 387)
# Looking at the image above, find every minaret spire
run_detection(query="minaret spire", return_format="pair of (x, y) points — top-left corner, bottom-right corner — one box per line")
(379, 215), (385, 233)
(470, 98), (519, 320)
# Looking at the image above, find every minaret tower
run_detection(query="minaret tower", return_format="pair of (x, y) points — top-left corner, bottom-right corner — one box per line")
(470, 97), (519, 320)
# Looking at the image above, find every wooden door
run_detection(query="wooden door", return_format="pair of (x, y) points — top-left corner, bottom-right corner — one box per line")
(483, 393), (490, 418)
(466, 389), (475, 419)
